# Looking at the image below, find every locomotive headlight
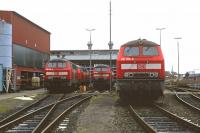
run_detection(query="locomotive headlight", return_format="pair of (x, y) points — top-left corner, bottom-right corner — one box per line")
(124, 72), (129, 78)
(59, 72), (68, 75)
(154, 72), (158, 77)
(124, 72), (133, 78)
(46, 72), (55, 75)
(103, 74), (109, 77)
(149, 72), (158, 78)
(149, 73), (155, 77)
(128, 73), (133, 77)
(94, 74), (100, 77)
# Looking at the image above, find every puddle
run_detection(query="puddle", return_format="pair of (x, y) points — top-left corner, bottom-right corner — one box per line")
(14, 95), (35, 100)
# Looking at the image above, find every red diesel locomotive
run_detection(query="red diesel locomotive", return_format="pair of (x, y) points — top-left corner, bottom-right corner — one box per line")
(116, 39), (165, 100)
(77, 65), (90, 86)
(44, 58), (87, 92)
(92, 64), (112, 91)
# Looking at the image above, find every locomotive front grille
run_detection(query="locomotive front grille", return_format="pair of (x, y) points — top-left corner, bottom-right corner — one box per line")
(47, 76), (67, 80)
(134, 73), (149, 78)
(124, 72), (158, 79)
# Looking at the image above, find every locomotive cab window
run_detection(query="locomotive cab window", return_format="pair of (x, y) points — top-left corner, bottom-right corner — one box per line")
(143, 46), (158, 56)
(95, 68), (101, 72)
(95, 67), (107, 72)
(57, 62), (67, 68)
(47, 62), (57, 68)
(101, 67), (108, 72)
(95, 66), (108, 72)
(124, 47), (139, 56)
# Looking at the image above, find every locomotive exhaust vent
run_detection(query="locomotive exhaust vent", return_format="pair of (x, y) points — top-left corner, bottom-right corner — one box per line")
(129, 73), (133, 78)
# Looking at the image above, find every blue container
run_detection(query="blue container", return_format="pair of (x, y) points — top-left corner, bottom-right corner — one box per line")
(0, 64), (3, 92)
(0, 20), (12, 69)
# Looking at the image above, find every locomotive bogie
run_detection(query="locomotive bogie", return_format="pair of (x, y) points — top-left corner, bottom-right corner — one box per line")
(117, 79), (164, 100)
(45, 79), (74, 93)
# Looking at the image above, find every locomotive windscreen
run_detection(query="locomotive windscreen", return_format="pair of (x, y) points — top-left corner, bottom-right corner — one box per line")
(123, 46), (158, 56)
(143, 46), (158, 56)
(47, 62), (57, 68)
(95, 66), (109, 72)
(124, 47), (139, 56)
(47, 62), (67, 68)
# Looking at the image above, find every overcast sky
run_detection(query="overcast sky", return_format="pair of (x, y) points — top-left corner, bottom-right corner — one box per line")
(1, 0), (200, 74)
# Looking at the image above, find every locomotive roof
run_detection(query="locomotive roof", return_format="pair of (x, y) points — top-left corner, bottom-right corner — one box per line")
(122, 39), (159, 47)
(94, 64), (109, 68)
(49, 58), (69, 62)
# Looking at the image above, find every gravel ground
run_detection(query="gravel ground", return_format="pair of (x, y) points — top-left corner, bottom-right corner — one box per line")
(156, 93), (200, 126)
(1, 88), (200, 132)
(74, 93), (145, 133)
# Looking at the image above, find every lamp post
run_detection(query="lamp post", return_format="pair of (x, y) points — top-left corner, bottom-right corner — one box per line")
(86, 28), (95, 88)
(174, 37), (182, 81)
(108, 41), (113, 92)
(108, 1), (113, 92)
(156, 28), (166, 46)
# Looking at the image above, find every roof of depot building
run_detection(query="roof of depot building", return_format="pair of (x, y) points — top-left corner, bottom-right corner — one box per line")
(0, 10), (50, 34)
(50, 49), (119, 61)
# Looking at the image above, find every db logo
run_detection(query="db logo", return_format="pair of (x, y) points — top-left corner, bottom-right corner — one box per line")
(137, 64), (146, 69)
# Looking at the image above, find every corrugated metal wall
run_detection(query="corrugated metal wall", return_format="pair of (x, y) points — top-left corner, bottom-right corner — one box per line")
(13, 44), (49, 68)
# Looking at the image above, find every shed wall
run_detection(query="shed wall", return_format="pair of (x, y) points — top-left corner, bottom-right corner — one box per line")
(0, 11), (50, 54)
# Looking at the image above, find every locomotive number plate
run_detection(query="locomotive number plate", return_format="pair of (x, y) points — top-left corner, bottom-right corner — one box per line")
(137, 64), (146, 69)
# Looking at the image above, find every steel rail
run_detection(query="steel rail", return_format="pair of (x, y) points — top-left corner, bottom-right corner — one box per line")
(175, 93), (200, 112)
(176, 87), (200, 92)
(0, 94), (81, 132)
(32, 94), (72, 133)
(191, 93), (200, 100)
(0, 94), (49, 126)
(41, 95), (92, 133)
(129, 105), (157, 133)
(154, 104), (200, 132)
(130, 104), (200, 132)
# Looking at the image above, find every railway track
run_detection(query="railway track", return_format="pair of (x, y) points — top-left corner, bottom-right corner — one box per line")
(181, 87), (200, 92)
(195, 94), (200, 98)
(174, 87), (200, 93)
(0, 94), (62, 126)
(41, 95), (92, 133)
(129, 104), (200, 132)
(176, 93), (200, 112)
(0, 93), (91, 132)
(165, 85), (200, 93)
